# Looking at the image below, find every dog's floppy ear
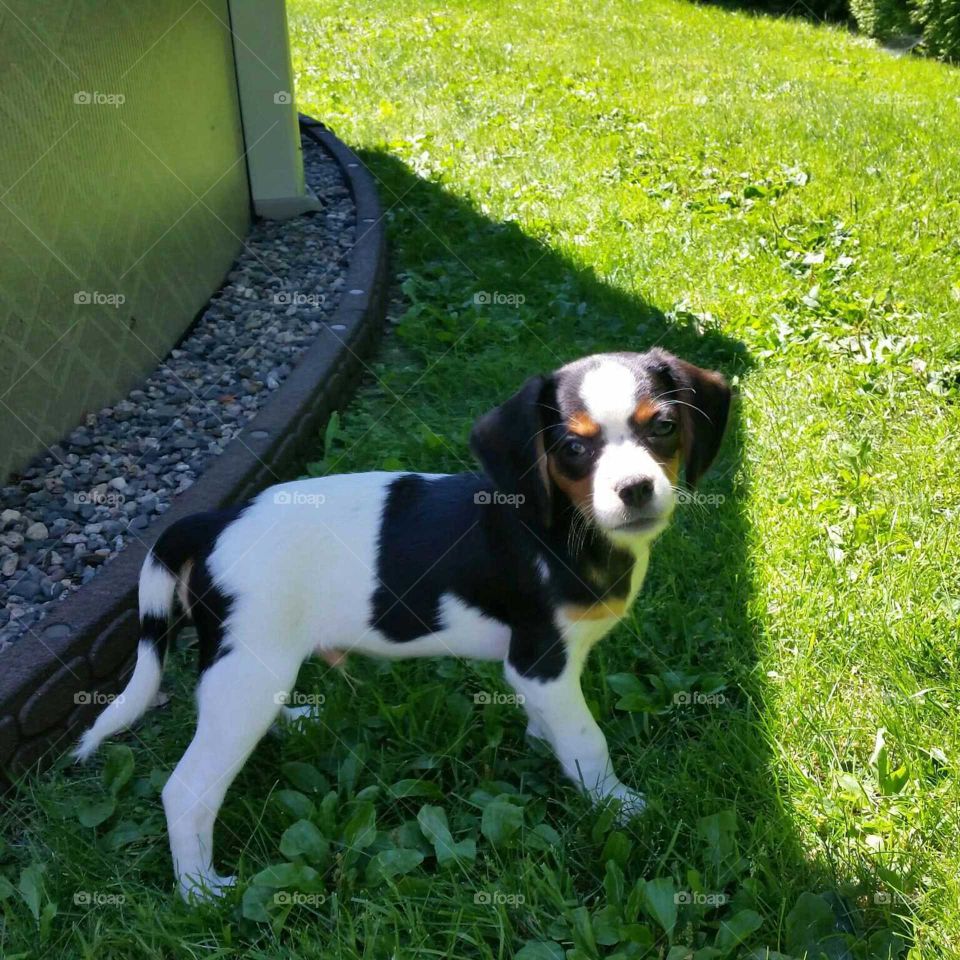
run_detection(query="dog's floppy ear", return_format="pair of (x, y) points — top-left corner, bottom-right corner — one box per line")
(659, 354), (731, 487)
(470, 374), (554, 527)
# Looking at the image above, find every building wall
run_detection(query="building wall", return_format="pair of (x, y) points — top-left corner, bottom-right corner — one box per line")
(0, 1), (251, 481)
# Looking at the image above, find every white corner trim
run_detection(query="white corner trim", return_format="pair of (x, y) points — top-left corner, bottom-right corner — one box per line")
(228, 0), (320, 219)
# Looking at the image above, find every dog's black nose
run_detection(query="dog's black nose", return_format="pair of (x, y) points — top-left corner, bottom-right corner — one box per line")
(617, 477), (654, 508)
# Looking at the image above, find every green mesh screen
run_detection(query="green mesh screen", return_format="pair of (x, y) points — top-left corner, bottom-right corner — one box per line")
(0, 1), (251, 481)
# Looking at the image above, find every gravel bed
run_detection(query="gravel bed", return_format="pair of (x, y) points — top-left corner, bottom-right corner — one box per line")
(0, 136), (355, 654)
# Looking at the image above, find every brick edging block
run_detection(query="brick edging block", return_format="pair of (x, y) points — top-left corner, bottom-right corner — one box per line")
(0, 118), (388, 783)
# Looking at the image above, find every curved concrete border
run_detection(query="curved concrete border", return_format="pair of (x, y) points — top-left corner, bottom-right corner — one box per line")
(0, 117), (387, 783)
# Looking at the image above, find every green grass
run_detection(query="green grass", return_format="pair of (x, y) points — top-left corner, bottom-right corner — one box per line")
(4, 0), (960, 956)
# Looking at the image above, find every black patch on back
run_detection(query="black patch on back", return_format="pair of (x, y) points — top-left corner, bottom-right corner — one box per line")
(151, 505), (247, 674)
(369, 474), (507, 641)
(370, 474), (547, 637)
(150, 506), (247, 577)
(369, 475), (446, 641)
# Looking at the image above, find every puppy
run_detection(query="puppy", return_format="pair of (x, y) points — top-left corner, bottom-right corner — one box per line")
(75, 349), (730, 899)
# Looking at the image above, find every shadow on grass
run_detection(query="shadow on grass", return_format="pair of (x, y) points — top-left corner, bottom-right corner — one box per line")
(321, 147), (841, 910)
(694, 0), (852, 27)
(0, 147), (859, 954)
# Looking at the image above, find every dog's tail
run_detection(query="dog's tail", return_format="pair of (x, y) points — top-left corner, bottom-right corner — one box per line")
(73, 506), (246, 761)
(73, 548), (177, 761)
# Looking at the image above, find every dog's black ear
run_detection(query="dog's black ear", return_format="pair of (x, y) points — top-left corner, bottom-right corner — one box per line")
(657, 353), (731, 487)
(470, 374), (554, 527)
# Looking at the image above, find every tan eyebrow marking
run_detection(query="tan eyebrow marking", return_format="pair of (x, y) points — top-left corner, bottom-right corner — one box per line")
(632, 400), (661, 426)
(567, 410), (600, 437)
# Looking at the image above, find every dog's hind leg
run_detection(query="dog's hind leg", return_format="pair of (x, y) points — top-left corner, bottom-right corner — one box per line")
(162, 635), (301, 901)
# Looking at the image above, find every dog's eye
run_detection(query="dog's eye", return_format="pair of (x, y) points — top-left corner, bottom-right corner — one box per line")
(650, 418), (677, 437)
(562, 438), (589, 458)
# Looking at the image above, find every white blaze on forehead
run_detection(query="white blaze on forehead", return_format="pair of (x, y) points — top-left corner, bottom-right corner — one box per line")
(580, 361), (637, 432)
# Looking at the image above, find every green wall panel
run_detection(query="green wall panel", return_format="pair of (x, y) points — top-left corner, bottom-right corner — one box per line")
(0, 0), (251, 481)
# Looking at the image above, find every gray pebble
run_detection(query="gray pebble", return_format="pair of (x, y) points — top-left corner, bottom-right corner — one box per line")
(25, 522), (48, 541)
(9, 579), (41, 601)
(49, 518), (71, 536)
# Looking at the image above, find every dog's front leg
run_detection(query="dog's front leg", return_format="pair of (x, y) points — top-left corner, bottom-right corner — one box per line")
(504, 642), (645, 819)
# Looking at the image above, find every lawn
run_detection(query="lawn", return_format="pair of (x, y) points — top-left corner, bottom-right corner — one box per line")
(3, 0), (960, 956)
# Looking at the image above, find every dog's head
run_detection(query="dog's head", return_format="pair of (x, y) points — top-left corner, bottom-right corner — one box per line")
(470, 350), (731, 546)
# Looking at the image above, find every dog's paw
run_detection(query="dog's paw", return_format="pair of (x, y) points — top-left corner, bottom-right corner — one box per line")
(178, 872), (237, 903)
(268, 704), (319, 737)
(279, 704), (319, 723)
(601, 783), (646, 823)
